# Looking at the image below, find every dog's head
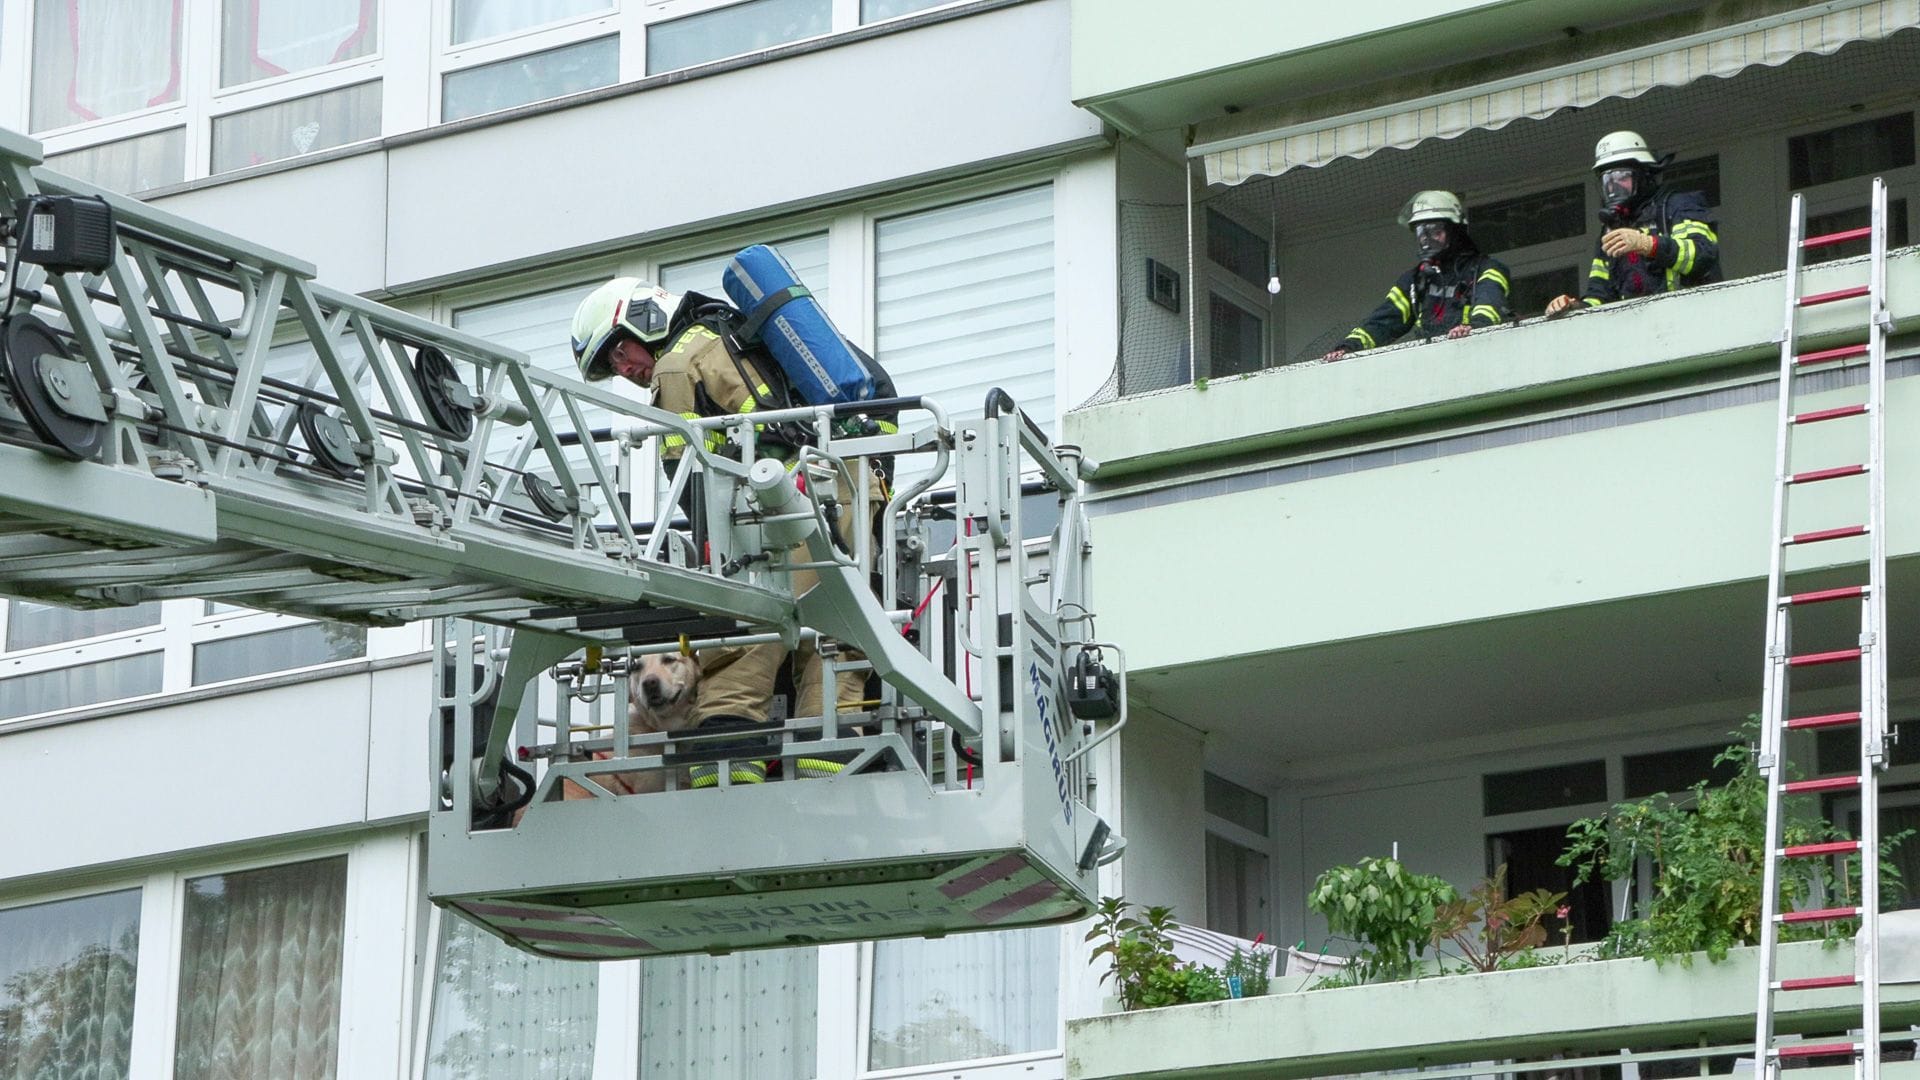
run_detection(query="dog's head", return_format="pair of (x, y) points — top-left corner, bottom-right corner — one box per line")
(630, 652), (699, 712)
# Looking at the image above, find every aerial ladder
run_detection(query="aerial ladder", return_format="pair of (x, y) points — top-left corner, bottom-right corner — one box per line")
(0, 127), (1126, 960)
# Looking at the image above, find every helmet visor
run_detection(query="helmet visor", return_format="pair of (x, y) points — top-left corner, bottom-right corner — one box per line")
(1413, 221), (1450, 257)
(1599, 166), (1640, 209)
(620, 295), (671, 347)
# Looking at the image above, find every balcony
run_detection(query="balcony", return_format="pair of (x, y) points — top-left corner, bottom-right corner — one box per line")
(1066, 939), (1920, 1080)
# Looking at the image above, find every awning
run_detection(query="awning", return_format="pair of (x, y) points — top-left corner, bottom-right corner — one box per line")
(1193, 0), (1920, 186)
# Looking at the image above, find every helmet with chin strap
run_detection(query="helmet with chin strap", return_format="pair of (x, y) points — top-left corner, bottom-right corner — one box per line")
(1398, 190), (1468, 258)
(569, 278), (681, 381)
(1593, 131), (1661, 218)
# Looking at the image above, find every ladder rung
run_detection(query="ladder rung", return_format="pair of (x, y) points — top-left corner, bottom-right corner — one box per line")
(1784, 585), (1868, 606)
(1803, 226), (1874, 250)
(1798, 285), (1872, 307)
(1797, 343), (1870, 366)
(1787, 711), (1863, 731)
(1789, 648), (1864, 667)
(1775, 1041), (1861, 1058)
(1779, 906), (1862, 924)
(1789, 464), (1867, 485)
(1782, 840), (1862, 858)
(1786, 525), (1868, 546)
(1777, 974), (1861, 991)
(1792, 403), (1869, 425)
(1784, 775), (1862, 794)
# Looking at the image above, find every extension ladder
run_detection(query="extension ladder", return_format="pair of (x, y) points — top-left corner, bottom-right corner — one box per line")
(1754, 177), (1895, 1078)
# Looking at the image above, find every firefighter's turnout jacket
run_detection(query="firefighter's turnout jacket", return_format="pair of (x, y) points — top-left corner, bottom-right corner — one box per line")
(1579, 189), (1720, 307)
(649, 295), (783, 461)
(1340, 245), (1512, 353)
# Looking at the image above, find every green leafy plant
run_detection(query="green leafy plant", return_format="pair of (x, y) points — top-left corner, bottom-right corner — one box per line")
(1084, 897), (1234, 1010)
(1307, 856), (1457, 983)
(1428, 865), (1565, 973)
(1222, 941), (1275, 997)
(1559, 721), (1910, 966)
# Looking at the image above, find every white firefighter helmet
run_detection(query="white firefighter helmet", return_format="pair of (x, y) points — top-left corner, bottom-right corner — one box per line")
(569, 277), (681, 381)
(1592, 130), (1657, 172)
(1397, 190), (1467, 228)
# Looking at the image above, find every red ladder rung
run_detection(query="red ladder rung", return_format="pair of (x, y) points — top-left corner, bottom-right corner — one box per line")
(1784, 776), (1862, 794)
(1792, 403), (1869, 425)
(1779, 905), (1862, 924)
(1789, 647), (1864, 667)
(1785, 525), (1868, 546)
(1775, 1041), (1861, 1058)
(1803, 226), (1873, 250)
(1789, 464), (1867, 484)
(1787, 711), (1863, 731)
(1778, 974), (1861, 991)
(1798, 285), (1871, 307)
(1798, 343), (1870, 366)
(1785, 585), (1868, 606)
(1783, 840), (1862, 858)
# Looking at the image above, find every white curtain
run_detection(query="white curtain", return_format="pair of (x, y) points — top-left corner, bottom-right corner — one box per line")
(173, 858), (347, 1080)
(874, 185), (1056, 485)
(30, 0), (180, 132)
(660, 234), (829, 309)
(452, 0), (611, 45)
(44, 128), (187, 195)
(423, 915), (599, 1080)
(640, 948), (817, 1078)
(0, 652), (163, 720)
(0, 889), (141, 1080)
(646, 0), (831, 75)
(441, 36), (619, 123)
(221, 0), (376, 87)
(210, 81), (382, 174)
(868, 927), (1060, 1069)
(4, 600), (162, 652)
(190, 622), (365, 685)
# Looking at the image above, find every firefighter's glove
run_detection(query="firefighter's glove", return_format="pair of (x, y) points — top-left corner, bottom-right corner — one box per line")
(1600, 228), (1657, 259)
(1446, 324), (1471, 340)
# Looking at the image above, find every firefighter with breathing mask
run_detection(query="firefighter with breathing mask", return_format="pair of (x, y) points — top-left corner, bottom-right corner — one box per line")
(1323, 190), (1512, 360)
(1545, 131), (1720, 317)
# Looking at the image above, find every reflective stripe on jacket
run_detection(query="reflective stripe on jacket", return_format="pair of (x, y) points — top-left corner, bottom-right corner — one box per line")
(1341, 248), (1513, 353)
(1580, 189), (1721, 307)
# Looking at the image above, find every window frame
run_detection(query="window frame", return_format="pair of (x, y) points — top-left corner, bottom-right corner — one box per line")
(1198, 204), (1277, 375)
(1787, 108), (1920, 257)
(641, 0), (838, 77)
(430, 1), (624, 124)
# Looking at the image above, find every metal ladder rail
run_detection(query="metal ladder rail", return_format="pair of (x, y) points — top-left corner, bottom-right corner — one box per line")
(1754, 177), (1892, 1080)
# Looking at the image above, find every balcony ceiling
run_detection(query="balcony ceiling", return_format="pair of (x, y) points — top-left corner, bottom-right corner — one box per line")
(1133, 557), (1920, 784)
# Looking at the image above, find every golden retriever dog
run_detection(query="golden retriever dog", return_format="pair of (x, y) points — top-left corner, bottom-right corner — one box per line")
(562, 652), (702, 799)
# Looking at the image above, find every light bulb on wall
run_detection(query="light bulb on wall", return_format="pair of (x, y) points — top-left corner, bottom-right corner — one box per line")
(1266, 275), (1281, 295)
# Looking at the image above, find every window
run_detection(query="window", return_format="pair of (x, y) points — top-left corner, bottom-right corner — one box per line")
(424, 914), (598, 1079)
(44, 128), (187, 194)
(1482, 759), (1606, 816)
(1790, 112), (1916, 189)
(1664, 155), (1722, 208)
(220, 0), (378, 88)
(190, 622), (365, 685)
(211, 80), (382, 174)
(640, 948), (817, 1076)
(1205, 208), (1269, 292)
(0, 652), (164, 720)
(1819, 718), (1920, 774)
(1506, 265), (1579, 320)
(862, 0), (956, 20)
(1204, 772), (1268, 836)
(0, 889), (141, 1076)
(1623, 743), (1739, 798)
(1805, 200), (1911, 265)
(5, 600), (162, 652)
(660, 234), (829, 305)
(646, 0), (832, 75)
(452, 0), (613, 45)
(442, 35), (619, 122)
(869, 929), (1059, 1068)
(175, 857), (347, 1080)
(874, 185), (1056, 431)
(1468, 184), (1585, 254)
(1205, 833), (1270, 941)
(1487, 825), (1608, 943)
(1207, 293), (1263, 377)
(30, 0), (184, 133)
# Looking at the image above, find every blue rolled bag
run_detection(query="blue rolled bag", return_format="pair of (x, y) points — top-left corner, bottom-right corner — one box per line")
(722, 244), (877, 405)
